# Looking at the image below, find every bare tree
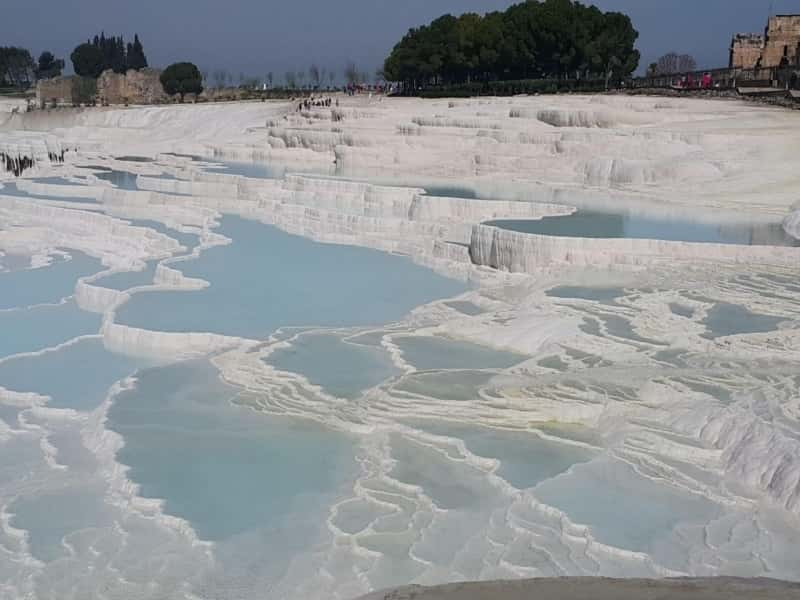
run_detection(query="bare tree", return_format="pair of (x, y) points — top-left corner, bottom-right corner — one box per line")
(309, 64), (321, 89)
(344, 61), (360, 86)
(656, 52), (679, 75)
(213, 69), (227, 89)
(677, 54), (697, 73)
(655, 52), (697, 75)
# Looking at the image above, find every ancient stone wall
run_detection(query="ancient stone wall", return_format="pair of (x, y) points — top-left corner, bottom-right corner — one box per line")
(35, 76), (77, 106)
(730, 15), (800, 69)
(96, 69), (166, 105)
(762, 15), (800, 67)
(730, 34), (765, 69)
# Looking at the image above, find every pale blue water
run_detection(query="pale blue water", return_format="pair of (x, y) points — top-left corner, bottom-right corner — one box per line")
(0, 252), (103, 310)
(116, 216), (466, 338)
(266, 332), (400, 399)
(411, 421), (596, 490)
(534, 457), (720, 558)
(395, 370), (495, 401)
(0, 253), (30, 271)
(489, 211), (800, 247)
(547, 286), (625, 304)
(116, 156), (152, 163)
(10, 488), (111, 562)
(0, 338), (154, 411)
(0, 182), (99, 204)
(206, 160), (334, 179)
(92, 222), (196, 291)
(669, 303), (695, 318)
(107, 360), (355, 542)
(127, 219), (199, 251)
(393, 335), (527, 371)
(93, 262), (157, 291)
(702, 302), (786, 339)
(95, 170), (139, 190)
(444, 300), (484, 316)
(31, 177), (76, 186)
(0, 301), (100, 359)
(424, 185), (477, 199)
(0, 404), (20, 428)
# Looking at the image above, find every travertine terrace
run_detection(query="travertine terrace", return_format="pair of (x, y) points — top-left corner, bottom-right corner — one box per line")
(1, 94), (799, 599)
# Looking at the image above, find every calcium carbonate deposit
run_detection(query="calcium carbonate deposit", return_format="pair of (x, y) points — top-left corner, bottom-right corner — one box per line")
(1, 94), (799, 600)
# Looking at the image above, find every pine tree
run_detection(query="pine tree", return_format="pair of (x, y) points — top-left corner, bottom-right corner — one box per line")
(127, 34), (148, 70)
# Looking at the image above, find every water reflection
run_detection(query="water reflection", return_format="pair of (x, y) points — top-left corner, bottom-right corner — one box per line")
(488, 210), (799, 247)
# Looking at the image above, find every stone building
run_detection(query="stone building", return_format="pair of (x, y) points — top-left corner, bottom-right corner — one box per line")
(96, 68), (165, 105)
(36, 69), (165, 107)
(730, 15), (800, 69)
(36, 76), (80, 106)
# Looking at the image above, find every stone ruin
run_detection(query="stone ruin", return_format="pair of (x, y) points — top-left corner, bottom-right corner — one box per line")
(96, 68), (166, 105)
(36, 68), (166, 107)
(730, 15), (800, 69)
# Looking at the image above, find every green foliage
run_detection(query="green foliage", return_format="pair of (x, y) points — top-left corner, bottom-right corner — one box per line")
(126, 35), (148, 71)
(71, 43), (104, 78)
(160, 62), (203, 101)
(71, 33), (148, 79)
(418, 77), (611, 98)
(0, 47), (36, 88)
(36, 51), (65, 80)
(384, 0), (639, 89)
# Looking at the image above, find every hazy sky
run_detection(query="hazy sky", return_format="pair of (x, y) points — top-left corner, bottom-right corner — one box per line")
(2, 0), (797, 80)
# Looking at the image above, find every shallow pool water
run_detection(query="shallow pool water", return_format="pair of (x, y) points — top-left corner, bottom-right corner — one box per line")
(95, 170), (140, 190)
(108, 361), (356, 543)
(0, 252), (103, 310)
(116, 156), (153, 163)
(206, 160), (335, 179)
(116, 216), (466, 338)
(127, 219), (199, 251)
(10, 487), (112, 562)
(534, 456), (720, 560)
(444, 300), (484, 315)
(547, 286), (626, 304)
(702, 302), (786, 339)
(393, 335), (527, 371)
(489, 210), (800, 247)
(93, 262), (157, 291)
(411, 421), (596, 489)
(0, 300), (100, 359)
(266, 332), (400, 399)
(394, 370), (495, 401)
(0, 338), (154, 411)
(0, 182), (99, 204)
(0, 253), (31, 271)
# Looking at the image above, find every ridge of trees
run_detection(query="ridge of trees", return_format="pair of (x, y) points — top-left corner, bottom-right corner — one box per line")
(1, 47), (66, 88)
(0, 47), (36, 87)
(36, 52), (65, 79)
(383, 0), (640, 89)
(70, 33), (148, 78)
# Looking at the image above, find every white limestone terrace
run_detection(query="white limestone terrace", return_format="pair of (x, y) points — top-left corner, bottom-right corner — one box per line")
(1, 95), (800, 598)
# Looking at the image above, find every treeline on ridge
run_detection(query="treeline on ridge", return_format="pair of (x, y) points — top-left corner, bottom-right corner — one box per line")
(70, 33), (148, 79)
(383, 0), (639, 90)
